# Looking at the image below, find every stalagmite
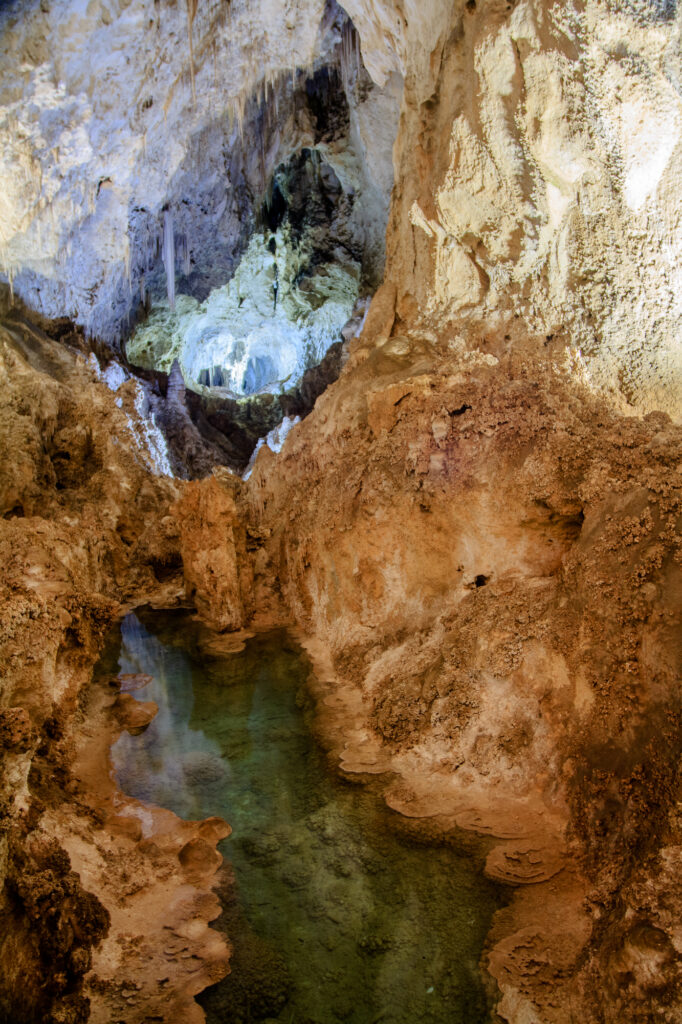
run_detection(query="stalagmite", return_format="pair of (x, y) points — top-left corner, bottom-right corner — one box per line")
(167, 358), (186, 405)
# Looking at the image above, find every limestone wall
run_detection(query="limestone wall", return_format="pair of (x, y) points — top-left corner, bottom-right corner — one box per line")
(2, 0), (679, 414)
(0, 0), (397, 343)
(347, 0), (682, 416)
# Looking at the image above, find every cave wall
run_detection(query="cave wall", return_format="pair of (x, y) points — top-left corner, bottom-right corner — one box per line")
(232, 2), (682, 1020)
(2, 0), (680, 412)
(0, 310), (241, 1023)
(0, 0), (399, 345)
(241, 319), (682, 1022)
(0, 0), (324, 336)
(362, 0), (682, 417)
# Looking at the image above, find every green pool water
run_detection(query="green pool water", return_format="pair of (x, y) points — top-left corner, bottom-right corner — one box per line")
(106, 609), (506, 1024)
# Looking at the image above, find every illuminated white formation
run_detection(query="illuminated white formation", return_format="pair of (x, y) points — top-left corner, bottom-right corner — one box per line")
(127, 227), (359, 396)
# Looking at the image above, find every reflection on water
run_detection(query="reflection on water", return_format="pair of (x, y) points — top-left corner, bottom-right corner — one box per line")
(108, 610), (505, 1024)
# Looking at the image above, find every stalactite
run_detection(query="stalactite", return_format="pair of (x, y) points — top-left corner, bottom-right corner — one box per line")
(162, 209), (176, 311)
(236, 91), (245, 144)
(259, 113), (266, 192)
(175, 234), (191, 279)
(339, 20), (360, 98)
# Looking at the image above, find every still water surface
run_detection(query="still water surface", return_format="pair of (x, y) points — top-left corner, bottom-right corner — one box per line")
(104, 610), (505, 1024)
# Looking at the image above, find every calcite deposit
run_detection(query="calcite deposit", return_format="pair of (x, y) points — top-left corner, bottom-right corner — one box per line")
(0, 0), (681, 1023)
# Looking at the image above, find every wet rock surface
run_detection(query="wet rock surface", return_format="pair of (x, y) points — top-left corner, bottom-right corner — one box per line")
(3, 286), (680, 1024)
(0, 312), (234, 1023)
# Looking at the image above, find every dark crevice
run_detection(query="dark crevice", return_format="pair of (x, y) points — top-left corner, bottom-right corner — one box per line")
(149, 552), (184, 583)
(465, 574), (490, 590)
(449, 403), (471, 417)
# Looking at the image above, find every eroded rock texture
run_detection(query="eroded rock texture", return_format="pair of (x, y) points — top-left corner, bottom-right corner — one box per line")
(0, 1), (681, 1024)
(347, 0), (682, 417)
(242, 328), (682, 1023)
(0, 314), (235, 1023)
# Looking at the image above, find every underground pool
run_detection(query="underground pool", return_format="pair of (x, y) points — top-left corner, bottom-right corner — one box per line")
(104, 609), (506, 1024)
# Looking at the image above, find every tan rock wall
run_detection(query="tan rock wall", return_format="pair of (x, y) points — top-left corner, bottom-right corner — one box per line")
(0, 316), (233, 1023)
(244, 327), (682, 1022)
(347, 0), (682, 417)
(175, 474), (249, 631)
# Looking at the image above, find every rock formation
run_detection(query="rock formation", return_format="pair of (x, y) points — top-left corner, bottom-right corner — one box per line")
(0, 1), (681, 1023)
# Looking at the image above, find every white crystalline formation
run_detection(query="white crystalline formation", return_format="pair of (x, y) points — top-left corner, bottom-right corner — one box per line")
(243, 414), (301, 480)
(89, 354), (173, 477)
(127, 226), (360, 397)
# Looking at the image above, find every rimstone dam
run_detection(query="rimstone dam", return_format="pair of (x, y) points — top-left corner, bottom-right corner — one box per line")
(0, 1), (681, 1022)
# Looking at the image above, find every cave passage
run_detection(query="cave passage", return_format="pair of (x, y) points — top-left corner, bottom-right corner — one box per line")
(114, 12), (398, 475)
(127, 148), (362, 399)
(107, 610), (506, 1024)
